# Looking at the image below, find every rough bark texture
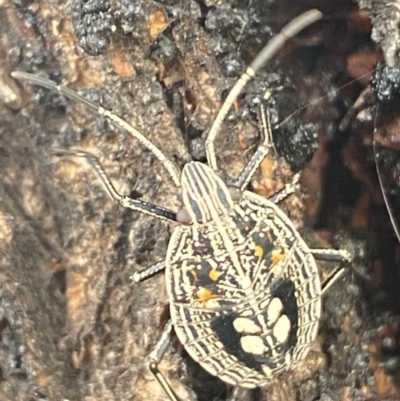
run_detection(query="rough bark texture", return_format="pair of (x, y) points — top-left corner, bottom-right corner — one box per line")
(0, 1), (400, 401)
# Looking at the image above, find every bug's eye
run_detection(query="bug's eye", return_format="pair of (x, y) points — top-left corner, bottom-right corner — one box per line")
(228, 186), (242, 202)
(176, 206), (193, 225)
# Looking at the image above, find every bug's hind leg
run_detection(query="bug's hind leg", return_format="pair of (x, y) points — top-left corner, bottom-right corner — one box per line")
(51, 148), (177, 223)
(311, 249), (352, 295)
(148, 320), (180, 401)
(320, 266), (346, 296)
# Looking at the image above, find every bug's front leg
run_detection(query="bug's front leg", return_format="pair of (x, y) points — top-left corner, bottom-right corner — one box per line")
(52, 148), (177, 223)
(148, 320), (180, 401)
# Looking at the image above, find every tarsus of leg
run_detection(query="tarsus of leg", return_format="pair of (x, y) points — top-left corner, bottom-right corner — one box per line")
(11, 71), (182, 187)
(205, 9), (323, 172)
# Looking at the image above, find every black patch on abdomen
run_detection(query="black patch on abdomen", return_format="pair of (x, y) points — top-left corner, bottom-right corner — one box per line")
(210, 312), (264, 373)
(209, 279), (299, 373)
(270, 278), (298, 351)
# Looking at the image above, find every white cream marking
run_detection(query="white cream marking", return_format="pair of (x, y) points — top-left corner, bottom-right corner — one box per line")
(233, 317), (260, 334)
(267, 297), (283, 323)
(237, 276), (252, 289)
(240, 335), (264, 355)
(262, 365), (273, 376)
(204, 299), (220, 308)
(273, 314), (291, 343)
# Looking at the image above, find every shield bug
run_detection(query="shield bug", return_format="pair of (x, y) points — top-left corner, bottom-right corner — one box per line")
(12, 9), (350, 401)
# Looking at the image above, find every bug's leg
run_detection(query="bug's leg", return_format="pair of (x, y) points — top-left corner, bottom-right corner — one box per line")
(205, 9), (323, 172)
(268, 172), (301, 204)
(52, 148), (177, 223)
(311, 249), (351, 296)
(131, 260), (166, 282)
(234, 105), (276, 190)
(311, 248), (351, 262)
(320, 266), (347, 296)
(148, 320), (180, 401)
(11, 71), (181, 187)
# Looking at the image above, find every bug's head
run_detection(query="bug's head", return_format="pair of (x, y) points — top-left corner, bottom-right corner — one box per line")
(178, 162), (238, 225)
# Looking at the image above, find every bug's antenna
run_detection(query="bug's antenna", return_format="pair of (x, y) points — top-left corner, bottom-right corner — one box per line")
(11, 71), (182, 188)
(205, 9), (323, 172)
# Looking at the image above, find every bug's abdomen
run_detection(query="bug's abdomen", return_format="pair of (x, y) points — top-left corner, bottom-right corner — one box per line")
(167, 247), (320, 386)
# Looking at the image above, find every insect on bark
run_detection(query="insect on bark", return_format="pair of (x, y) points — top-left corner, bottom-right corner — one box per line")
(12, 9), (351, 401)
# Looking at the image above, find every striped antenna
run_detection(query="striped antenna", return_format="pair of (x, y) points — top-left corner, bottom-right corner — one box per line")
(205, 9), (323, 172)
(11, 71), (182, 187)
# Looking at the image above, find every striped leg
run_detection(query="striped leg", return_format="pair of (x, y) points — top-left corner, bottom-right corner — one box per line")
(311, 249), (351, 263)
(51, 148), (177, 223)
(268, 172), (301, 204)
(131, 260), (166, 282)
